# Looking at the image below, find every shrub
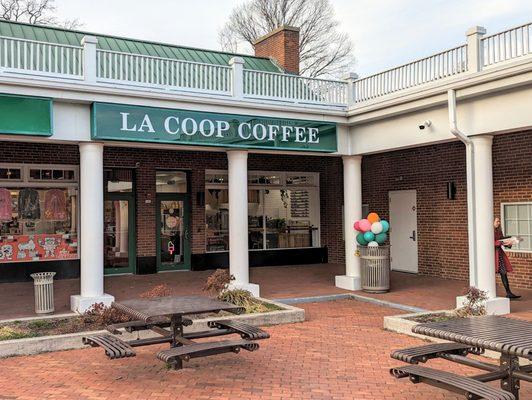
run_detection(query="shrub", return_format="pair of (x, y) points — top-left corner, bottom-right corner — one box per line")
(218, 289), (276, 314)
(82, 302), (131, 326)
(203, 269), (233, 296)
(139, 283), (172, 298)
(0, 326), (36, 341)
(455, 286), (488, 317)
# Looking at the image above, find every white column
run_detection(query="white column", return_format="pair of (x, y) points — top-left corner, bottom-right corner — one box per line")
(466, 26), (486, 72)
(71, 142), (114, 312)
(336, 155), (363, 290)
(81, 35), (98, 83)
(227, 150), (260, 296)
(456, 135), (509, 315)
(229, 57), (245, 100)
(343, 72), (359, 106)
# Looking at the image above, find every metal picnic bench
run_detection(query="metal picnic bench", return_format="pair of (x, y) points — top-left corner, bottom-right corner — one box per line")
(82, 295), (270, 369)
(390, 315), (532, 400)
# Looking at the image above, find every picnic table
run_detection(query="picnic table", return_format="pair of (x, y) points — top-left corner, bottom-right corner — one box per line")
(390, 315), (532, 400)
(82, 295), (269, 370)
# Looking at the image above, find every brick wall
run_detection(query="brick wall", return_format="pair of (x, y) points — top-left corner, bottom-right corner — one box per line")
(0, 141), (79, 164)
(362, 130), (532, 289)
(254, 26), (300, 74)
(103, 148), (344, 263)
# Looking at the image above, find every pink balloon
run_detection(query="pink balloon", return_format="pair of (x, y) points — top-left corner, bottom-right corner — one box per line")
(358, 219), (371, 232)
(353, 220), (360, 231)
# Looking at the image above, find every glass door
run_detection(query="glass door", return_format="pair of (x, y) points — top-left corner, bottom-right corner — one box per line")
(156, 194), (190, 271)
(104, 195), (136, 274)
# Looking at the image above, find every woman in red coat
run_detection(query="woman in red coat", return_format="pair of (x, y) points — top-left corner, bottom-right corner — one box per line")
(494, 217), (520, 299)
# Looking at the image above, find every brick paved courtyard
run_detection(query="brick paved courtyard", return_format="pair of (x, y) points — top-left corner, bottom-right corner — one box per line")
(0, 299), (530, 400)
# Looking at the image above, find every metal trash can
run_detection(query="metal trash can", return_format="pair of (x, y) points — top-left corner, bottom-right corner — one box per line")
(358, 246), (390, 293)
(30, 272), (56, 314)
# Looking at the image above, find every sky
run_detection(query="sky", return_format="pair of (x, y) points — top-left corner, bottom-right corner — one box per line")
(54, 0), (532, 77)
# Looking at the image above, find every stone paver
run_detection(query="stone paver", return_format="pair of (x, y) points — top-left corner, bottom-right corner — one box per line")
(0, 299), (530, 399)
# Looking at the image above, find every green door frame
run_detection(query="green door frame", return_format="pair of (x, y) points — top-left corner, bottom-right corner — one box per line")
(156, 193), (191, 271)
(104, 193), (137, 275)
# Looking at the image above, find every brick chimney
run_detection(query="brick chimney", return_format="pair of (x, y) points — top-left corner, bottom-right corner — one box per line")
(253, 26), (300, 75)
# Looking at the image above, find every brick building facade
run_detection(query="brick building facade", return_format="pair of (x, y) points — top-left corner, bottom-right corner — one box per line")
(362, 130), (532, 289)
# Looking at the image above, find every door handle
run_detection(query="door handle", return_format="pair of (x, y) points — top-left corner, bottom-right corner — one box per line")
(409, 230), (416, 241)
(184, 229), (190, 241)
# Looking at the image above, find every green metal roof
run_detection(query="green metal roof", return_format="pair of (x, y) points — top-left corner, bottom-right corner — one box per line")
(0, 20), (282, 72)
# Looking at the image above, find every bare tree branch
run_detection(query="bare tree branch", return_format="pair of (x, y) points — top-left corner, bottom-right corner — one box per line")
(0, 0), (83, 29)
(219, 0), (354, 77)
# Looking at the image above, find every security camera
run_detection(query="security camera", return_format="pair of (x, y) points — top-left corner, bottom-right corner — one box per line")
(419, 120), (432, 130)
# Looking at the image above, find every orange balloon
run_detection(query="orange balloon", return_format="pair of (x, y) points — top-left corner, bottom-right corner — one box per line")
(367, 212), (380, 224)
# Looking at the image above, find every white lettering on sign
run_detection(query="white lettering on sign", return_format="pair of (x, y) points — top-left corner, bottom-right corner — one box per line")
(119, 113), (322, 144)
(138, 114), (155, 133)
(120, 113), (137, 132)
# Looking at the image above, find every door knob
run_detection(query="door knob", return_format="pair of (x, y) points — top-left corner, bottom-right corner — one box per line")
(409, 230), (416, 241)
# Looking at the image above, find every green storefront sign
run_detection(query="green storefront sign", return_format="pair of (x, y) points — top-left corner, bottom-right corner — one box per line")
(91, 102), (337, 152)
(0, 94), (53, 136)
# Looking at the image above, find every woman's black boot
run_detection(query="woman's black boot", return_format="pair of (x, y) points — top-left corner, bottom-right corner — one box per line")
(501, 273), (521, 299)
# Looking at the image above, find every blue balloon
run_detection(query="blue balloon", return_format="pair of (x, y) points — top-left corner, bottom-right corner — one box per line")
(363, 231), (375, 242)
(375, 232), (388, 244)
(380, 220), (390, 233)
(356, 233), (368, 245)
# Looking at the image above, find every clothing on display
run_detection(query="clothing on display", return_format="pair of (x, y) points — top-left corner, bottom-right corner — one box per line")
(18, 188), (40, 220)
(44, 189), (67, 220)
(0, 188), (12, 221)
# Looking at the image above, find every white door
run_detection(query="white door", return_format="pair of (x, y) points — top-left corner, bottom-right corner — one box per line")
(389, 190), (418, 273)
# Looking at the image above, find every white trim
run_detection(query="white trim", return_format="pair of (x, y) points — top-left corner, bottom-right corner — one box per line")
(500, 201), (532, 253)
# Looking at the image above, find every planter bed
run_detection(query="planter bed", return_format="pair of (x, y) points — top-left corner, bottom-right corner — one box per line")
(0, 297), (304, 358)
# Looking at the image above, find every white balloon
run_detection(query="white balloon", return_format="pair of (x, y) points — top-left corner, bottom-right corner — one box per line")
(371, 221), (383, 234)
(367, 241), (379, 247)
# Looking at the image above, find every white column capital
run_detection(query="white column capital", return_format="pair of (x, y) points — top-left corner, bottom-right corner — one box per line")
(466, 26), (487, 37)
(229, 56), (245, 66)
(470, 134), (493, 146)
(227, 149), (248, 159)
(81, 35), (98, 45)
(342, 155), (363, 164)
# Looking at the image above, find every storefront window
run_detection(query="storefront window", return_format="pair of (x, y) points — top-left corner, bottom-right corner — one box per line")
(502, 203), (532, 251)
(156, 171), (187, 193)
(205, 189), (229, 252)
(205, 170), (320, 252)
(105, 169), (133, 193)
(0, 164), (78, 263)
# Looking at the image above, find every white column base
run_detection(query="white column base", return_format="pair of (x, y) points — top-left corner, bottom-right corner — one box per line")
(335, 275), (361, 291)
(456, 295), (510, 316)
(227, 282), (260, 297)
(70, 293), (115, 313)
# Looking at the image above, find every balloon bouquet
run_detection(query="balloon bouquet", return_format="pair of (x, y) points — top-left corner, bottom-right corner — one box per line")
(354, 212), (389, 247)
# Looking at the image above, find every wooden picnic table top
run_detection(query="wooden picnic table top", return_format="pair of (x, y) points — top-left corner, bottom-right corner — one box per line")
(111, 295), (244, 323)
(412, 315), (532, 359)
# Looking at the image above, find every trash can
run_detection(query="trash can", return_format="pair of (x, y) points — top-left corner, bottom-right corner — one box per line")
(358, 246), (390, 293)
(30, 272), (56, 314)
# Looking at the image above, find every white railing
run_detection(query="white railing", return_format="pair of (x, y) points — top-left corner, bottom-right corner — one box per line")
(483, 22), (532, 66)
(96, 49), (232, 94)
(0, 36), (83, 77)
(244, 69), (348, 105)
(353, 45), (468, 103)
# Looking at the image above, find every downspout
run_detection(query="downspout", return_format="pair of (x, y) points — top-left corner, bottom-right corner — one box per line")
(448, 89), (478, 288)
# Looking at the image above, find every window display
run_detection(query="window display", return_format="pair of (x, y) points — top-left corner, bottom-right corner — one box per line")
(0, 164), (78, 263)
(205, 170), (320, 253)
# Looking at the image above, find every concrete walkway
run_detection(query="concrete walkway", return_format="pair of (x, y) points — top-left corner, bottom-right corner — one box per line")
(2, 263), (530, 320)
